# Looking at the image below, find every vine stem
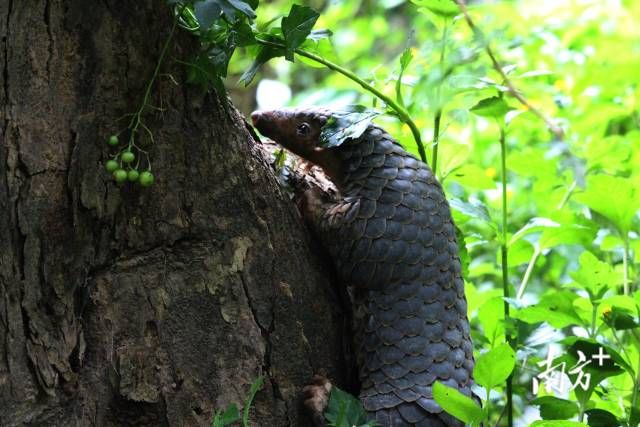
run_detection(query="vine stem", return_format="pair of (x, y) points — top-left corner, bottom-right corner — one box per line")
(499, 125), (514, 427)
(454, 0), (564, 140)
(255, 38), (428, 166)
(127, 8), (180, 152)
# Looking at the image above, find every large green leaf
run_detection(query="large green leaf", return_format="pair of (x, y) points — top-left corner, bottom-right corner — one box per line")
(473, 343), (516, 390)
(432, 382), (483, 425)
(513, 291), (584, 328)
(531, 396), (579, 420)
(574, 174), (638, 234)
(325, 386), (370, 427)
(569, 251), (618, 296)
(584, 408), (621, 427)
(281, 5), (319, 60)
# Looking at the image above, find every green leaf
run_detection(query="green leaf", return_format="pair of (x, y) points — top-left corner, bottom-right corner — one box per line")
(230, 20), (257, 47)
(411, 0), (459, 18)
(470, 96), (515, 119)
(509, 217), (560, 247)
(531, 396), (579, 420)
(319, 106), (381, 148)
(455, 225), (470, 279)
(473, 343), (516, 390)
(194, 1), (222, 30)
(239, 39), (285, 86)
(584, 409), (620, 427)
(539, 224), (594, 250)
(569, 251), (618, 296)
(449, 198), (495, 228)
(242, 376), (264, 426)
(226, 0), (256, 19)
(218, 0), (256, 23)
(477, 297), (505, 345)
(432, 382), (483, 424)
(396, 48), (413, 107)
(325, 386), (369, 426)
(574, 174), (638, 234)
(561, 337), (628, 378)
(514, 291), (584, 328)
(281, 5), (319, 61)
(211, 404), (240, 427)
(603, 306), (639, 330)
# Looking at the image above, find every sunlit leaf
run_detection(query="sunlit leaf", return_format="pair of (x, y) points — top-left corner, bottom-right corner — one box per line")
(477, 296), (507, 346)
(473, 343), (516, 390)
(569, 251), (618, 296)
(574, 174), (638, 234)
(514, 291), (584, 328)
(449, 198), (495, 227)
(432, 382), (483, 425)
(411, 0), (459, 18)
(470, 96), (515, 119)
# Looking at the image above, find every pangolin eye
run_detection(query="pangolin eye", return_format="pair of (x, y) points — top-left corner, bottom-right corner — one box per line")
(296, 123), (311, 136)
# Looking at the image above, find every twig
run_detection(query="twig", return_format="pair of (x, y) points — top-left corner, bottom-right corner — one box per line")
(454, 0), (564, 139)
(255, 38), (429, 165)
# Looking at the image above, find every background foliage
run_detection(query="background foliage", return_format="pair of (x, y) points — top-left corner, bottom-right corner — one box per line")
(170, 0), (640, 425)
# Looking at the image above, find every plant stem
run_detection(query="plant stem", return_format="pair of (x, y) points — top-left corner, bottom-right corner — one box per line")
(432, 110), (442, 175)
(431, 20), (448, 175)
(127, 9), (179, 148)
(255, 38), (428, 165)
(589, 303), (597, 338)
(557, 179), (577, 210)
(623, 233), (630, 296)
(516, 246), (539, 300)
(499, 125), (514, 427)
(454, 0), (564, 140)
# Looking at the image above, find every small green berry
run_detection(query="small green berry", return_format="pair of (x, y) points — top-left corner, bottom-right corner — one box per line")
(113, 169), (127, 183)
(127, 169), (140, 182)
(108, 135), (119, 146)
(121, 151), (135, 163)
(105, 160), (119, 173)
(139, 171), (155, 187)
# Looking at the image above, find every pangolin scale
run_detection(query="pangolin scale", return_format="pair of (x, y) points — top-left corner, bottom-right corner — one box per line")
(251, 107), (474, 427)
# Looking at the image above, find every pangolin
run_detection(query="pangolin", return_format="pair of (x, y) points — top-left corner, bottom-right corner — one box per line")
(251, 107), (474, 427)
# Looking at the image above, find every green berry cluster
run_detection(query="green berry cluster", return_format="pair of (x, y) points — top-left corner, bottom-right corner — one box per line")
(104, 135), (154, 187)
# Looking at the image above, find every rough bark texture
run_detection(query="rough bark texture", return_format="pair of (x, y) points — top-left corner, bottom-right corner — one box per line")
(0, 1), (351, 425)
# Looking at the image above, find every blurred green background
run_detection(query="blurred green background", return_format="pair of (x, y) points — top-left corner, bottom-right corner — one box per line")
(222, 0), (640, 424)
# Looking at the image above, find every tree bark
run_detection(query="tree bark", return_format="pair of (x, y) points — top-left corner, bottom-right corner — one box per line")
(0, 1), (351, 425)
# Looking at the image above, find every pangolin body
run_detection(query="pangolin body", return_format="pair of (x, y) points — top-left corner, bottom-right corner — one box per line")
(251, 107), (474, 427)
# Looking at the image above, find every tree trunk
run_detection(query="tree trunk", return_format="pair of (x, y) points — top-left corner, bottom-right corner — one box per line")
(0, 1), (351, 425)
